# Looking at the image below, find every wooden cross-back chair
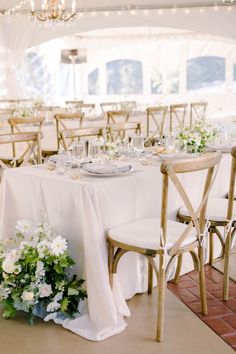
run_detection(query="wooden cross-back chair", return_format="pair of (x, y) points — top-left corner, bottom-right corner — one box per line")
(59, 127), (104, 151)
(100, 102), (120, 120)
(55, 113), (85, 150)
(120, 100), (137, 112)
(7, 117), (44, 163)
(65, 100), (84, 110)
(108, 151), (221, 342)
(107, 110), (130, 125)
(79, 103), (96, 116)
(108, 122), (141, 143)
(0, 109), (14, 128)
(169, 103), (188, 133)
(146, 106), (168, 140)
(190, 102), (208, 127)
(0, 132), (42, 169)
(178, 147), (236, 301)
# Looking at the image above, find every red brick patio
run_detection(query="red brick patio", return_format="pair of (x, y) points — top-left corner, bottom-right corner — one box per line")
(168, 265), (236, 350)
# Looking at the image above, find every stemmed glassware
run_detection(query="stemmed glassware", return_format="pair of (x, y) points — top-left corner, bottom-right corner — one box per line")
(164, 133), (176, 152)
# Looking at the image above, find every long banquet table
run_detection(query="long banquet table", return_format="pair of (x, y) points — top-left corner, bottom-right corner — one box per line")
(0, 153), (231, 340)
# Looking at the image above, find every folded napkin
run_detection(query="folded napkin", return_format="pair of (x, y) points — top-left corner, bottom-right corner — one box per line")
(82, 163), (132, 175)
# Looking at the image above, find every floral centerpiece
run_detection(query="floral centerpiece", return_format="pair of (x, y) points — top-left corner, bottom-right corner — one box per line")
(177, 118), (216, 153)
(0, 220), (87, 325)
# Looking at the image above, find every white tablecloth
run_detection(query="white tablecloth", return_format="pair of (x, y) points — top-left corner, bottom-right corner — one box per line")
(0, 153), (231, 340)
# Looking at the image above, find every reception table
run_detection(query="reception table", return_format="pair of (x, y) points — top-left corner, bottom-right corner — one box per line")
(0, 153), (231, 340)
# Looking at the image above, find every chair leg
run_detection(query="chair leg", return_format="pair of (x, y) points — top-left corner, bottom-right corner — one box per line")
(172, 254), (183, 284)
(148, 260), (153, 295)
(108, 241), (114, 288)
(156, 254), (165, 342)
(209, 228), (214, 266)
(198, 246), (208, 315)
(223, 233), (232, 301)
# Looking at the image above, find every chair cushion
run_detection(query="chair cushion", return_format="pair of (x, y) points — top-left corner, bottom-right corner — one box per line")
(178, 197), (235, 223)
(108, 218), (197, 251)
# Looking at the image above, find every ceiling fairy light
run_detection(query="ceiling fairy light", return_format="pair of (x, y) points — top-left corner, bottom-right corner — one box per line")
(30, 0), (77, 24)
(0, 1), (235, 21)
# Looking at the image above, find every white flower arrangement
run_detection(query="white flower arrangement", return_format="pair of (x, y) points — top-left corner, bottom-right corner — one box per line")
(0, 220), (87, 325)
(177, 119), (216, 153)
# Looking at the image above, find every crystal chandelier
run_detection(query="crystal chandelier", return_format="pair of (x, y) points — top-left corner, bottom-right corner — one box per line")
(30, 0), (77, 23)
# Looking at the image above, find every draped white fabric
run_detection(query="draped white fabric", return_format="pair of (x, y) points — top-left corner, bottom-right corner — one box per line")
(0, 6), (236, 99)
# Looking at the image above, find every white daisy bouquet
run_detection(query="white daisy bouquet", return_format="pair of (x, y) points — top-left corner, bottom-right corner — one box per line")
(0, 220), (87, 325)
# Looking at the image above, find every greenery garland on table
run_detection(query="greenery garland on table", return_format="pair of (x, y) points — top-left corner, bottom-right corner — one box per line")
(0, 220), (87, 325)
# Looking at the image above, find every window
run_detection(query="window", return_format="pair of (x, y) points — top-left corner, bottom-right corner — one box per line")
(106, 59), (143, 95)
(187, 56), (225, 91)
(151, 68), (163, 94)
(234, 63), (236, 81)
(19, 51), (54, 98)
(167, 71), (179, 94)
(88, 68), (99, 95)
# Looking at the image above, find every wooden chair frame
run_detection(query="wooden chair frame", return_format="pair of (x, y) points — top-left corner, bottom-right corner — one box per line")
(170, 103), (188, 132)
(55, 113), (85, 149)
(8, 117), (45, 160)
(107, 110), (130, 125)
(178, 147), (236, 300)
(108, 151), (221, 342)
(78, 103), (96, 117)
(108, 122), (141, 143)
(190, 102), (208, 127)
(65, 100), (84, 108)
(146, 106), (168, 139)
(0, 132), (42, 168)
(59, 127), (103, 151)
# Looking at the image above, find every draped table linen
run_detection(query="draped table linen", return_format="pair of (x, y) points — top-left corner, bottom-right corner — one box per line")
(0, 153), (231, 340)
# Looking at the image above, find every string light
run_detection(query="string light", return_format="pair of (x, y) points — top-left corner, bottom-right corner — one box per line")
(0, 1), (235, 19)
(4, 0), (27, 15)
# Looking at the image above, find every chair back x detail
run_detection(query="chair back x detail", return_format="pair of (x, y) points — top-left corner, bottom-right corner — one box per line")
(146, 106), (168, 140)
(108, 151), (221, 342)
(55, 113), (85, 149)
(108, 122), (141, 143)
(169, 103), (188, 132)
(0, 132), (42, 169)
(59, 127), (103, 151)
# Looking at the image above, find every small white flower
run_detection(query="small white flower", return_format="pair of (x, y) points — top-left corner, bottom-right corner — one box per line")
(0, 285), (11, 300)
(46, 301), (60, 312)
(38, 283), (52, 298)
(35, 261), (45, 279)
(18, 240), (31, 252)
(37, 240), (50, 258)
(22, 291), (34, 302)
(44, 312), (57, 322)
(51, 236), (67, 256)
(15, 219), (32, 237)
(2, 258), (16, 274)
(53, 291), (63, 302)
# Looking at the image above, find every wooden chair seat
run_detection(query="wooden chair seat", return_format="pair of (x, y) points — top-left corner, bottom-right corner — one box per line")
(109, 218), (197, 251)
(178, 197), (235, 225)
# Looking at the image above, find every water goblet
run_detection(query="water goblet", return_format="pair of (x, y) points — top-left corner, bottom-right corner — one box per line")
(131, 134), (144, 153)
(164, 133), (176, 152)
(72, 142), (86, 164)
(89, 140), (101, 162)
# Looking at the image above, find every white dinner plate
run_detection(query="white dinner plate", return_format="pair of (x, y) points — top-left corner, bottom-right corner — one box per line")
(79, 169), (134, 177)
